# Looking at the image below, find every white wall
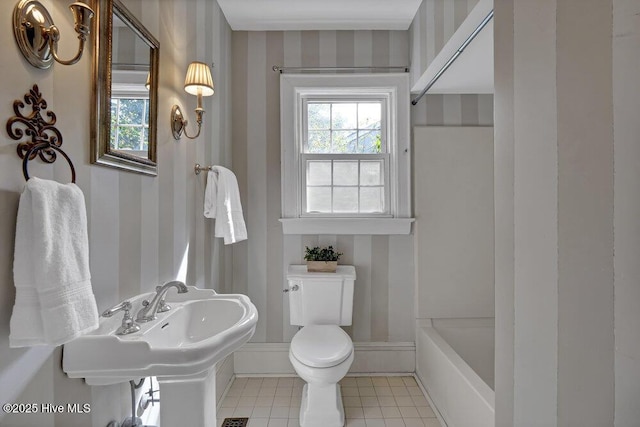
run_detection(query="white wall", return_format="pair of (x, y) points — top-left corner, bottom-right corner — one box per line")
(492, 0), (515, 424)
(432, 318), (495, 389)
(414, 126), (494, 320)
(0, 1), (232, 425)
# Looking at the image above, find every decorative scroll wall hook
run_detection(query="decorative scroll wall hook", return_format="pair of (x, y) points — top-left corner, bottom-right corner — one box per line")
(6, 84), (76, 183)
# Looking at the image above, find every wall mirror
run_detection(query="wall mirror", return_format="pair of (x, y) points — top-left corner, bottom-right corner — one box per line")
(91, 0), (159, 176)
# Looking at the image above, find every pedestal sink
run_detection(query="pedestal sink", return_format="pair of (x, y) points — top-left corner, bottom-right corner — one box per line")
(63, 286), (258, 427)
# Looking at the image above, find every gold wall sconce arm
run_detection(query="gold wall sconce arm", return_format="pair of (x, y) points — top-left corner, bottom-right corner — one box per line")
(13, 0), (94, 69)
(171, 61), (214, 140)
(171, 103), (205, 140)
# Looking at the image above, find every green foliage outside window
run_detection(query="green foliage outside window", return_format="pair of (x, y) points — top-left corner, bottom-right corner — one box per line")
(306, 102), (382, 154)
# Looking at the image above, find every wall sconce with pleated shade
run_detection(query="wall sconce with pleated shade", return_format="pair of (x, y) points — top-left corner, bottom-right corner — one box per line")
(171, 61), (214, 140)
(13, 0), (94, 69)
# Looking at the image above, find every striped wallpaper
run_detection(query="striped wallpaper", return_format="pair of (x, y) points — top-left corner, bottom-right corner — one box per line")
(410, 0), (493, 126)
(410, 0), (481, 85)
(0, 1), (496, 424)
(231, 5), (494, 345)
(0, 0), (232, 425)
(231, 31), (416, 344)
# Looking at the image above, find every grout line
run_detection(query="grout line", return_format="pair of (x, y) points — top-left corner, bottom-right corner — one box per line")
(344, 372), (416, 377)
(412, 373), (447, 427)
(218, 375), (440, 427)
(233, 373), (300, 378)
(217, 373), (238, 412)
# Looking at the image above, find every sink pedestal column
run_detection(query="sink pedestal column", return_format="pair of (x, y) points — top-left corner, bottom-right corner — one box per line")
(157, 369), (216, 427)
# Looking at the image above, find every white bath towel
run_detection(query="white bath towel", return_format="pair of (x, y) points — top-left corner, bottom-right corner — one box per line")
(203, 166), (247, 244)
(10, 177), (99, 347)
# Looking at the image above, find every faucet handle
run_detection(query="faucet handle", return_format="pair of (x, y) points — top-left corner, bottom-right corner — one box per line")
(136, 299), (156, 323)
(102, 300), (132, 317)
(102, 301), (141, 335)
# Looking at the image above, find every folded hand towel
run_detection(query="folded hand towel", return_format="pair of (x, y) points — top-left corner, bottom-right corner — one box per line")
(203, 166), (247, 244)
(10, 177), (99, 347)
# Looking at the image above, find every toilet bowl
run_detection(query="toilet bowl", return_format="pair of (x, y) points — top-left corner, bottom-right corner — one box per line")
(289, 325), (354, 427)
(286, 265), (357, 427)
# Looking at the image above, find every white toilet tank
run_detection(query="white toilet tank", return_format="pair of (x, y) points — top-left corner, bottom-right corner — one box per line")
(287, 265), (356, 326)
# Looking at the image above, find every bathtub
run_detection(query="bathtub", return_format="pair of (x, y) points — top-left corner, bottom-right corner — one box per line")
(416, 318), (495, 427)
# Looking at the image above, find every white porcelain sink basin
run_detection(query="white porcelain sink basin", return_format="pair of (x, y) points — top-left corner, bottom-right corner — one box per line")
(63, 286), (258, 385)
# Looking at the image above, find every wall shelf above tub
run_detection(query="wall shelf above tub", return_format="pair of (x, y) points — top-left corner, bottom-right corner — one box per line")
(411, 0), (494, 100)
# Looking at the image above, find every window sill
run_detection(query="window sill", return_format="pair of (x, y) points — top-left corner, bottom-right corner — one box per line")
(279, 218), (415, 235)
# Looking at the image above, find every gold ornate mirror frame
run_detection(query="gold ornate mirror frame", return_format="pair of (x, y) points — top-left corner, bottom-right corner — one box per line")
(91, 0), (159, 176)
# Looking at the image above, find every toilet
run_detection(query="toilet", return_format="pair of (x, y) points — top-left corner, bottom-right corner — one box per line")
(286, 264), (356, 427)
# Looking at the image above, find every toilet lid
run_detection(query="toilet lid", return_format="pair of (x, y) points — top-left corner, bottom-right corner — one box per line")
(291, 325), (353, 368)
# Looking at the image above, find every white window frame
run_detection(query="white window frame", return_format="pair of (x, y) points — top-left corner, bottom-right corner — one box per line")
(280, 74), (414, 235)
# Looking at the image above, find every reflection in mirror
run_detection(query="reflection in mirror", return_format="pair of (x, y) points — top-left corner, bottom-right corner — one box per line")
(111, 12), (150, 157)
(91, 0), (159, 176)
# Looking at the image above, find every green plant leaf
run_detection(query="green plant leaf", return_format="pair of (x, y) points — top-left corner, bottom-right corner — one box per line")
(304, 245), (343, 261)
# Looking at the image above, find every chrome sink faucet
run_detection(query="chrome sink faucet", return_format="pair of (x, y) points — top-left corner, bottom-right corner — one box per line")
(136, 281), (189, 322)
(103, 301), (141, 335)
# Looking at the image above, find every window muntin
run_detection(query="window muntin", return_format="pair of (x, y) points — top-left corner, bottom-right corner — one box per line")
(301, 98), (389, 216)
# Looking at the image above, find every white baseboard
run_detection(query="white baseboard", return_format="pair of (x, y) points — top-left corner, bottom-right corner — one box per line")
(234, 342), (415, 375)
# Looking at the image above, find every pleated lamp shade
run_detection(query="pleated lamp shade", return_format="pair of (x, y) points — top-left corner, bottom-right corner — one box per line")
(184, 61), (214, 96)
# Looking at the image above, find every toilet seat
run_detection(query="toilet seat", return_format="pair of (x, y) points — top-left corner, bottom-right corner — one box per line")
(290, 325), (353, 368)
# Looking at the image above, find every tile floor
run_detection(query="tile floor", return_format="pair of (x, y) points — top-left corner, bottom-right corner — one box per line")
(217, 376), (441, 427)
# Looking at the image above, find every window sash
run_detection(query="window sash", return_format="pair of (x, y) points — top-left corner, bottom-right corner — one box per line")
(302, 96), (388, 154)
(300, 95), (391, 218)
(301, 153), (391, 217)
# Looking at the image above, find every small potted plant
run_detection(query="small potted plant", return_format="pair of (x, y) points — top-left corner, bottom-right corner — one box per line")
(304, 246), (343, 273)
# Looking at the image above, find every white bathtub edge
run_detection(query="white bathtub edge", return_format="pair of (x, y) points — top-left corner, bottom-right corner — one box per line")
(416, 320), (495, 427)
(427, 326), (495, 407)
(413, 373), (448, 427)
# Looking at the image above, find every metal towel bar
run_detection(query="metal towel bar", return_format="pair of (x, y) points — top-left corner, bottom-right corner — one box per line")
(194, 163), (218, 175)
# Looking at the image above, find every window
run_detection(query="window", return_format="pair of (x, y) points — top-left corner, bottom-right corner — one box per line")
(280, 74), (413, 235)
(303, 99), (388, 216)
(110, 69), (150, 156)
(110, 97), (150, 153)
